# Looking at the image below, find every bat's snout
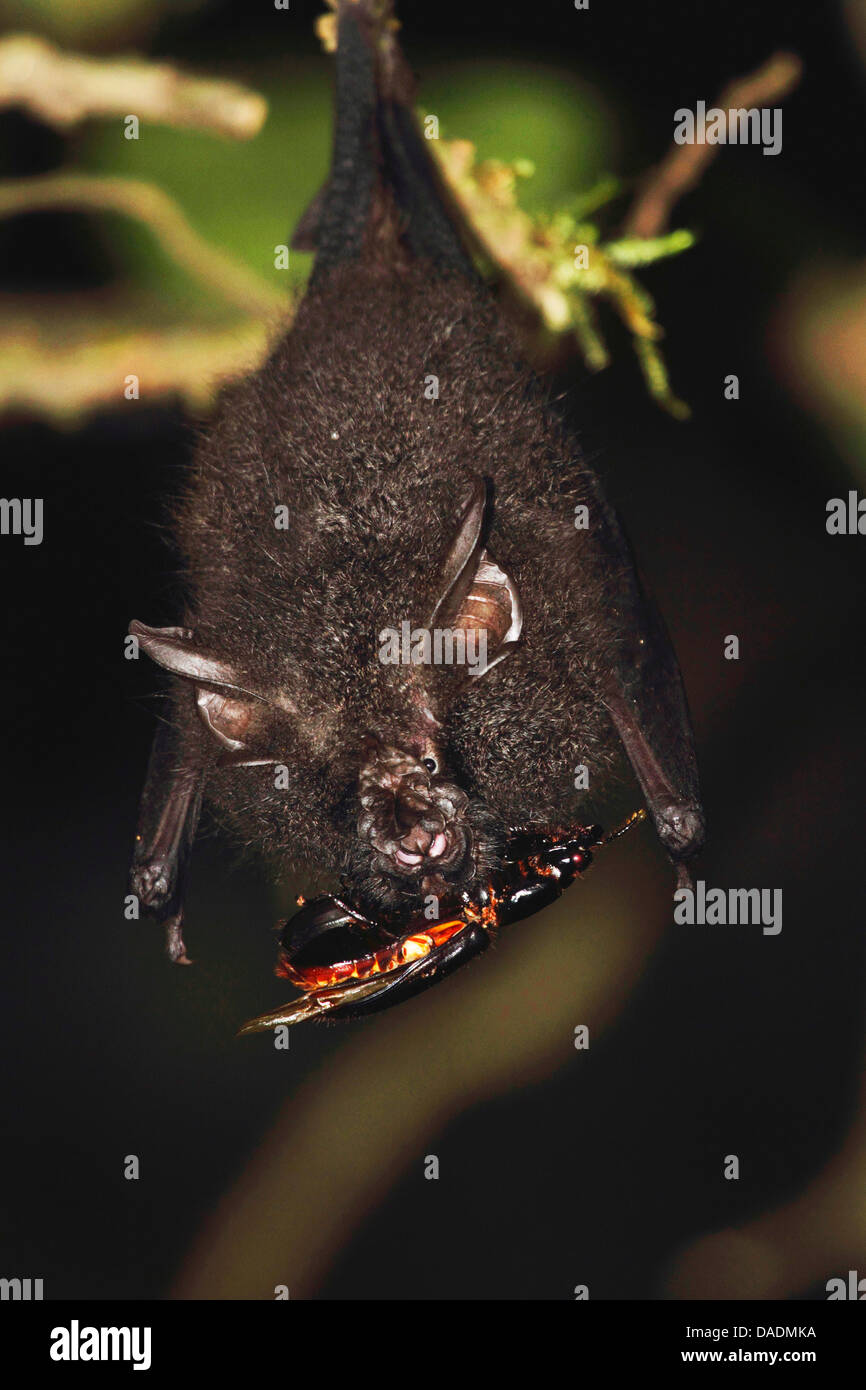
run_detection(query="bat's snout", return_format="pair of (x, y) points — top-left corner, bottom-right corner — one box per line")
(356, 741), (471, 881)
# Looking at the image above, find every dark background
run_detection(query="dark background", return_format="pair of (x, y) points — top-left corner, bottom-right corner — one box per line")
(1, 0), (865, 1300)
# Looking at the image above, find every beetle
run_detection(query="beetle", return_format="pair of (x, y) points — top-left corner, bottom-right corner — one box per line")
(238, 812), (644, 1032)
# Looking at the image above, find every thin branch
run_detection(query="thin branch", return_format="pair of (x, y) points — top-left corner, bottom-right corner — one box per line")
(622, 51), (803, 239)
(0, 302), (272, 423)
(0, 33), (268, 137)
(0, 174), (285, 318)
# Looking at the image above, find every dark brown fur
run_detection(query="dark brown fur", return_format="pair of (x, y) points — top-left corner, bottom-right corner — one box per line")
(130, 1), (703, 955)
(175, 260), (620, 911)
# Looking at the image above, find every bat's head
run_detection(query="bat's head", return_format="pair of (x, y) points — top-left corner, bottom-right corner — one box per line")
(130, 478), (524, 914)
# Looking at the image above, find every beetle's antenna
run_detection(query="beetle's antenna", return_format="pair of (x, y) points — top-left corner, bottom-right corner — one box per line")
(599, 808), (647, 845)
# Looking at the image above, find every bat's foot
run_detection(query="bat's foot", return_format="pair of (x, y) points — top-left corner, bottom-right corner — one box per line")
(654, 800), (706, 860)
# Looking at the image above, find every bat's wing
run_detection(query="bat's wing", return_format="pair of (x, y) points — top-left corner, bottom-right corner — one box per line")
(299, 0), (477, 281)
(129, 706), (206, 963)
(584, 471), (706, 875)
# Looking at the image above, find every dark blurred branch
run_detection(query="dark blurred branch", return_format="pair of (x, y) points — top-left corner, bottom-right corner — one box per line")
(173, 849), (664, 1300)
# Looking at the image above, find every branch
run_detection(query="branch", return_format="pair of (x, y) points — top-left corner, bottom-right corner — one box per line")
(0, 174), (284, 319)
(622, 51), (803, 239)
(0, 33), (267, 137)
(0, 301), (272, 424)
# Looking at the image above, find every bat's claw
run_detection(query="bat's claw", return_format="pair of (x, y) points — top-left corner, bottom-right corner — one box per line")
(130, 858), (173, 910)
(654, 801), (706, 860)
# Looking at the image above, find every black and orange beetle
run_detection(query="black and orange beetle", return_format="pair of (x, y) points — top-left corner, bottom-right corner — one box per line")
(238, 813), (644, 1033)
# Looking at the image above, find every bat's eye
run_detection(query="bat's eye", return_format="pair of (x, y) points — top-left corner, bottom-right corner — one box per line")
(422, 756), (438, 774)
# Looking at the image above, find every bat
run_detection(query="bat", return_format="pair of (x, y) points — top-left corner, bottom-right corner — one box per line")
(128, 0), (705, 1030)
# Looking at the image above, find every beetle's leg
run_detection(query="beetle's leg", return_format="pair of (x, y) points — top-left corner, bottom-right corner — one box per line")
(597, 808), (646, 845)
(130, 715), (206, 964)
(504, 822), (601, 848)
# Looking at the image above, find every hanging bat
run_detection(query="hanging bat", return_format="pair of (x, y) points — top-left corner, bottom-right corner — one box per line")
(128, 0), (705, 1031)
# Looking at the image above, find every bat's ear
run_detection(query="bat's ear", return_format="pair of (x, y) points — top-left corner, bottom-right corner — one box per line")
(429, 479), (523, 679)
(130, 621), (239, 686)
(429, 478), (489, 628)
(129, 620), (259, 753)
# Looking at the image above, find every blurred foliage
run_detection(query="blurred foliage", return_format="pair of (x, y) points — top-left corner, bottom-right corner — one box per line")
(0, 0), (207, 50)
(767, 4), (866, 489)
(0, 34), (267, 134)
(76, 59), (327, 305)
(433, 139), (693, 416)
(0, 19), (698, 420)
(771, 262), (866, 487)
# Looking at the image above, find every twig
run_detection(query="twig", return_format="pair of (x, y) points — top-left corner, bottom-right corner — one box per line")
(0, 302), (272, 423)
(0, 33), (267, 137)
(622, 51), (803, 239)
(0, 174), (284, 318)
